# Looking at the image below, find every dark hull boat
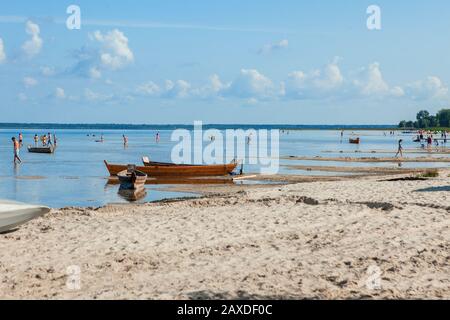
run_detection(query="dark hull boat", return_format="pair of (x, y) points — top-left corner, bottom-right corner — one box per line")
(28, 146), (55, 154)
(117, 169), (147, 190)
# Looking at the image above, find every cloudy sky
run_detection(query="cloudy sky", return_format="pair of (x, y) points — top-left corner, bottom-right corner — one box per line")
(0, 0), (450, 124)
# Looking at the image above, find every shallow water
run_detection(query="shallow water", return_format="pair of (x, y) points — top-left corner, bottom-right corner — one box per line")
(0, 129), (448, 207)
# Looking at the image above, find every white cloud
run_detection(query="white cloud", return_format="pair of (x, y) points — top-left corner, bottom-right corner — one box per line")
(55, 87), (66, 99)
(91, 29), (134, 70)
(405, 76), (448, 100)
(41, 66), (55, 76)
(258, 39), (289, 55)
(353, 62), (403, 97)
(136, 81), (161, 96)
(89, 67), (102, 79)
(354, 62), (388, 95)
(23, 77), (38, 88)
(84, 88), (113, 102)
(0, 38), (6, 63)
(22, 21), (43, 58)
(208, 74), (225, 93)
(17, 93), (27, 101)
(164, 80), (191, 98)
(191, 74), (229, 99)
(284, 58), (344, 99)
(127, 60), (447, 104)
(226, 69), (276, 99)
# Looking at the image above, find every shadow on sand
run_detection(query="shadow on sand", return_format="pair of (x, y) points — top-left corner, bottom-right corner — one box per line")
(186, 290), (303, 300)
(416, 186), (450, 192)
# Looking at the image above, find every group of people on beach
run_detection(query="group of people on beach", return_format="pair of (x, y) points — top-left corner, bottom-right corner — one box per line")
(12, 132), (57, 164)
(414, 129), (448, 148)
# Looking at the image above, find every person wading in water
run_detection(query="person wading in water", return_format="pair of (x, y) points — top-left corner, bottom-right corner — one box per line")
(395, 139), (403, 158)
(12, 137), (22, 164)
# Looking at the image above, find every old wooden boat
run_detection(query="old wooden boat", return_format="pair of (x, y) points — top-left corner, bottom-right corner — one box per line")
(349, 138), (360, 144)
(28, 145), (55, 154)
(0, 200), (50, 233)
(117, 166), (147, 190)
(105, 159), (239, 177)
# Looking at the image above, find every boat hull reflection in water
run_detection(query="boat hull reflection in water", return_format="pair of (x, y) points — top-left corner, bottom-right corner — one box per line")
(118, 188), (147, 202)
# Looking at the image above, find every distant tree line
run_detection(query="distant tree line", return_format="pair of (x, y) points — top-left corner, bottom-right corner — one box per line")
(398, 109), (450, 129)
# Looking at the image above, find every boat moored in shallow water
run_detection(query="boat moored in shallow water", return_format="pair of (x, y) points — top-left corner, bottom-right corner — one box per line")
(117, 167), (147, 190)
(104, 159), (239, 177)
(28, 146), (55, 154)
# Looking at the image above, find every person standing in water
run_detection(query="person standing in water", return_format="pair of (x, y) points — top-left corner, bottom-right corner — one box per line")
(12, 137), (21, 164)
(247, 133), (252, 145)
(156, 132), (160, 143)
(123, 134), (128, 146)
(53, 133), (57, 146)
(18, 133), (23, 147)
(47, 133), (53, 146)
(395, 139), (403, 158)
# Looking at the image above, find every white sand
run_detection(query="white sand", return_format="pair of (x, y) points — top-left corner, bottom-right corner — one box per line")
(0, 170), (449, 299)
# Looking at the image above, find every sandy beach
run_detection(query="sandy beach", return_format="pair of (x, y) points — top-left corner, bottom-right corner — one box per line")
(0, 169), (448, 299)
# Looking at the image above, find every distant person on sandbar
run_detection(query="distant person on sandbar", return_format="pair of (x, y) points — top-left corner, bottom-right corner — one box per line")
(18, 133), (23, 147)
(395, 139), (403, 158)
(12, 137), (21, 164)
(34, 134), (39, 146)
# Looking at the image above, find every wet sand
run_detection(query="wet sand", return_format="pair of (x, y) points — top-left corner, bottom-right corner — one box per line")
(284, 156), (450, 163)
(322, 148), (450, 155)
(283, 165), (441, 175)
(0, 169), (449, 299)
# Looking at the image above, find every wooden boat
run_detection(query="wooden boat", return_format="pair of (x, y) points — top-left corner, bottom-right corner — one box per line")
(107, 175), (235, 186)
(104, 159), (239, 177)
(0, 200), (50, 233)
(117, 166), (147, 190)
(349, 138), (360, 144)
(28, 145), (55, 154)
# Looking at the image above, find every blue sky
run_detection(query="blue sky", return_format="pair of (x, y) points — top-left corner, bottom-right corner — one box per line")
(0, 0), (450, 124)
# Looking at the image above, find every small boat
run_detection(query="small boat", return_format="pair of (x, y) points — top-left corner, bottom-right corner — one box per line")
(104, 159), (239, 177)
(28, 145), (55, 154)
(117, 166), (147, 190)
(349, 138), (360, 144)
(0, 200), (50, 233)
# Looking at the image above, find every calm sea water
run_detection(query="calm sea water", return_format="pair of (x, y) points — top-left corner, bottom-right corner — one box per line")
(0, 129), (448, 208)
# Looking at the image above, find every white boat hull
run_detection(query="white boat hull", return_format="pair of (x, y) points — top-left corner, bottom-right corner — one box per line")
(0, 201), (50, 233)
